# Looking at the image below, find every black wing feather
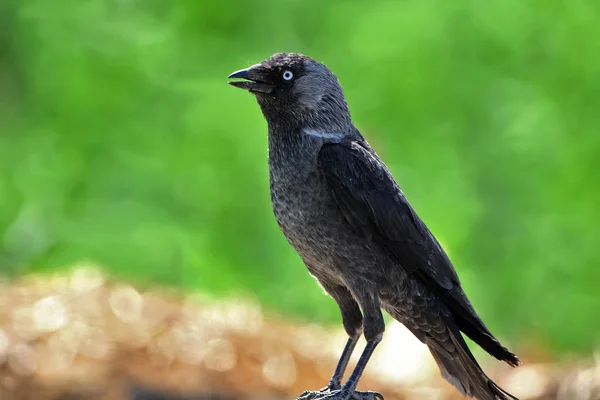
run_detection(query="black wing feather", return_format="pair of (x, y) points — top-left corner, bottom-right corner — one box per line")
(317, 140), (519, 366)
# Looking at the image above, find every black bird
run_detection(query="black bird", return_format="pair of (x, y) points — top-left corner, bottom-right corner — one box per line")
(228, 53), (520, 400)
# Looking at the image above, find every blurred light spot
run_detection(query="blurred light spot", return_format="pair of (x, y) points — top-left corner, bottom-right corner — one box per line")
(148, 330), (178, 366)
(70, 265), (105, 294)
(125, 326), (152, 348)
(79, 326), (114, 360)
(33, 296), (68, 333)
(174, 318), (208, 342)
(203, 338), (237, 372)
(293, 324), (329, 360)
(504, 365), (549, 399)
(221, 298), (264, 335)
(0, 329), (9, 365)
(262, 350), (297, 388)
(8, 343), (37, 376)
(370, 321), (432, 383)
(141, 293), (175, 333)
(557, 364), (600, 400)
(109, 285), (143, 324)
(198, 306), (229, 335)
(71, 291), (103, 323)
(11, 306), (38, 339)
(177, 331), (207, 366)
(44, 331), (78, 371)
(54, 318), (88, 353)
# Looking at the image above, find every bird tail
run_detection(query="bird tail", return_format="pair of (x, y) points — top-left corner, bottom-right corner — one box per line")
(426, 324), (519, 400)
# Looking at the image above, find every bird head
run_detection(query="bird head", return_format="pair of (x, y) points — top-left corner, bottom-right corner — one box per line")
(228, 53), (352, 130)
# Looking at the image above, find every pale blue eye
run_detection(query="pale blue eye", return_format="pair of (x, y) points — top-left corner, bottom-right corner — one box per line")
(283, 70), (293, 81)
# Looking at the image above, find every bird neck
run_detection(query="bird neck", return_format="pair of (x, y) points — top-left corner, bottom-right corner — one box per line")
(267, 123), (308, 155)
(266, 123), (320, 175)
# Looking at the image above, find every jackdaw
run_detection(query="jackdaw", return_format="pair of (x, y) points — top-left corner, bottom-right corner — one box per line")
(228, 53), (520, 400)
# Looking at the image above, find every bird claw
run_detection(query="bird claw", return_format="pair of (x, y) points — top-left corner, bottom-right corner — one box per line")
(297, 387), (330, 400)
(296, 389), (384, 400)
(350, 390), (384, 400)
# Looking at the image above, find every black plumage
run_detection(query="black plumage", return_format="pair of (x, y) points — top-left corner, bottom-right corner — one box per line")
(228, 52), (520, 400)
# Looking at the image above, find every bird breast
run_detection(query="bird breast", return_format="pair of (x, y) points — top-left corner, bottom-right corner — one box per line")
(268, 150), (344, 262)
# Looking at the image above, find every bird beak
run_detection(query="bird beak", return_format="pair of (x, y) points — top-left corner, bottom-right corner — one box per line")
(228, 64), (275, 94)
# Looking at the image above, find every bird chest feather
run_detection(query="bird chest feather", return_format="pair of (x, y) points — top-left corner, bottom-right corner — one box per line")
(268, 138), (340, 258)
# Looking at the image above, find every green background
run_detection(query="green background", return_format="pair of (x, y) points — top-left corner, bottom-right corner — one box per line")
(1, 0), (599, 355)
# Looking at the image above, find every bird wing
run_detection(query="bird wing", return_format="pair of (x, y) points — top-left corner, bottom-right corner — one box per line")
(317, 139), (490, 337)
(318, 139), (460, 287)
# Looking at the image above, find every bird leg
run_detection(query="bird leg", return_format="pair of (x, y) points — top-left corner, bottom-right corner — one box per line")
(328, 335), (360, 389)
(329, 288), (385, 399)
(297, 333), (361, 400)
(296, 338), (383, 400)
(304, 281), (365, 393)
(298, 286), (385, 400)
(339, 337), (382, 395)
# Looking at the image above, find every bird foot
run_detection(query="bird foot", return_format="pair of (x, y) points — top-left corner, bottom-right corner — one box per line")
(296, 388), (384, 400)
(297, 387), (330, 400)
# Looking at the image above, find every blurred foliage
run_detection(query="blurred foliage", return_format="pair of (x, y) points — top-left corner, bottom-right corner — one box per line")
(0, 0), (599, 354)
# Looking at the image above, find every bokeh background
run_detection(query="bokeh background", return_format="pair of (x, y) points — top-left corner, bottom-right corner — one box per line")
(1, 0), (599, 399)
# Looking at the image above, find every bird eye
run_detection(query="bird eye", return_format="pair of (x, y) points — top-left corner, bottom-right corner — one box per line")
(282, 70), (294, 81)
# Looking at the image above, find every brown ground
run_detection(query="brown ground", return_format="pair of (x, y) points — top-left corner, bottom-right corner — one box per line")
(0, 267), (598, 400)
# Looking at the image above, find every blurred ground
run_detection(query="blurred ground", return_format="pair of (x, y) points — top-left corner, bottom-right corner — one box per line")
(0, 266), (598, 400)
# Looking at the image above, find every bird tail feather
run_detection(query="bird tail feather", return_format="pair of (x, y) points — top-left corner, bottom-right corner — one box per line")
(426, 325), (519, 400)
